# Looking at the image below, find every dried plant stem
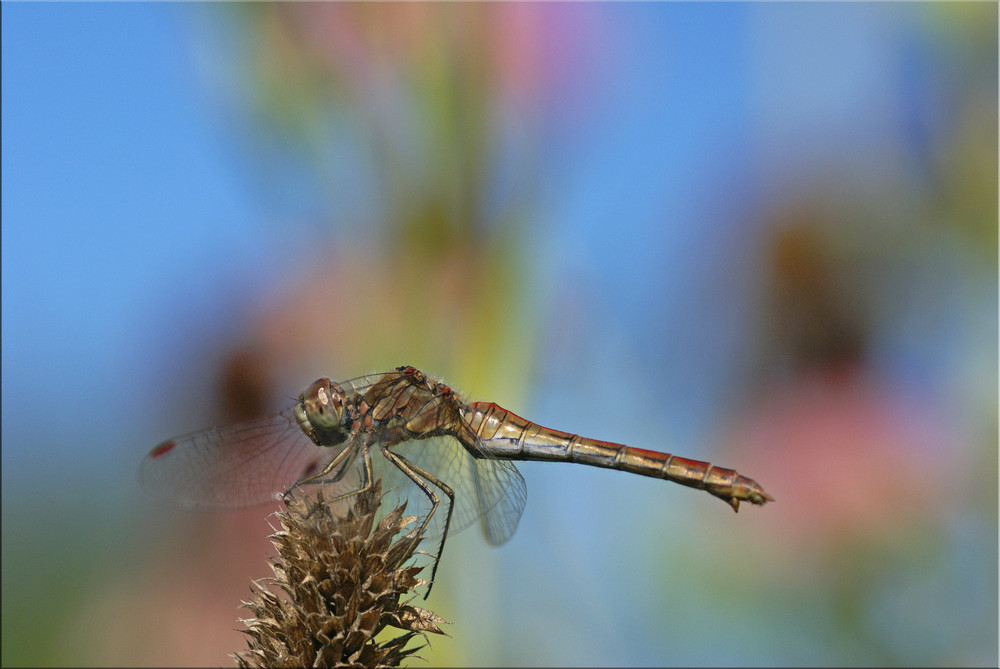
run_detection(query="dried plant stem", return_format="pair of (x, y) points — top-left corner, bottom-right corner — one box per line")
(233, 479), (446, 668)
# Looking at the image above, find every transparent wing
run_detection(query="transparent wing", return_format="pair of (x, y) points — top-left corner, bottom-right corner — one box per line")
(139, 408), (351, 509)
(374, 435), (527, 545)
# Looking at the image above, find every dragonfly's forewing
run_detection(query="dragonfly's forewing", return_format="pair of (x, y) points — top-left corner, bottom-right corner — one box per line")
(377, 436), (527, 546)
(142, 369), (528, 548)
(139, 408), (350, 509)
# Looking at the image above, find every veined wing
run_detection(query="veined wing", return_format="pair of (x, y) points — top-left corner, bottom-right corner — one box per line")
(378, 435), (527, 546)
(139, 408), (349, 510)
(336, 370), (409, 396)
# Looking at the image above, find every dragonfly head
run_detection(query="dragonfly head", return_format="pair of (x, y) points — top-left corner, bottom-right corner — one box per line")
(296, 378), (348, 446)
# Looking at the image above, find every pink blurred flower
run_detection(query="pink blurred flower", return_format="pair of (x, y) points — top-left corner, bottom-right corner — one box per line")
(720, 366), (959, 555)
(267, 4), (609, 112)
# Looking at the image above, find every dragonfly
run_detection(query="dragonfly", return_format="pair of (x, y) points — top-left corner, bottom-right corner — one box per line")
(141, 365), (773, 594)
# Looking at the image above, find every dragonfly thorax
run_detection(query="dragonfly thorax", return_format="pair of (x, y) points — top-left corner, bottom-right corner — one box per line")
(295, 377), (349, 447)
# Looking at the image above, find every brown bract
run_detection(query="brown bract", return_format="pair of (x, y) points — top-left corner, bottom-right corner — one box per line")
(233, 480), (446, 668)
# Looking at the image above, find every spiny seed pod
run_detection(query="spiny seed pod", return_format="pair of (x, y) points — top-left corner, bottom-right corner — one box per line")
(233, 479), (446, 668)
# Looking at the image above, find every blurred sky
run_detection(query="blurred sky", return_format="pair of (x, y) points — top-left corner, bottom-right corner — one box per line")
(2, 3), (997, 667)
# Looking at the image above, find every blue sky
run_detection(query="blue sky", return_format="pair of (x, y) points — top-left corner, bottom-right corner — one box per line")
(3, 5), (269, 479)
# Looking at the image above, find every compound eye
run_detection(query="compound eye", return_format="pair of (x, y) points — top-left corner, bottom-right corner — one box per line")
(302, 378), (343, 431)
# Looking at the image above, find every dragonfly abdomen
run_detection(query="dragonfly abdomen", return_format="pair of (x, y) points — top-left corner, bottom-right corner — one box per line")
(465, 402), (773, 511)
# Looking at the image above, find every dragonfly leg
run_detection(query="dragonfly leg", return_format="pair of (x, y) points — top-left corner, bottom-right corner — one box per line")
(323, 443), (376, 509)
(379, 446), (455, 599)
(282, 443), (372, 515)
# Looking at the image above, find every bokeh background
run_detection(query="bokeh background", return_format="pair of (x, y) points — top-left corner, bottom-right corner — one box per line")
(3, 3), (996, 667)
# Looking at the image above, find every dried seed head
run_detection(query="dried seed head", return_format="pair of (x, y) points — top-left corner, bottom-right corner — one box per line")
(233, 479), (446, 668)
